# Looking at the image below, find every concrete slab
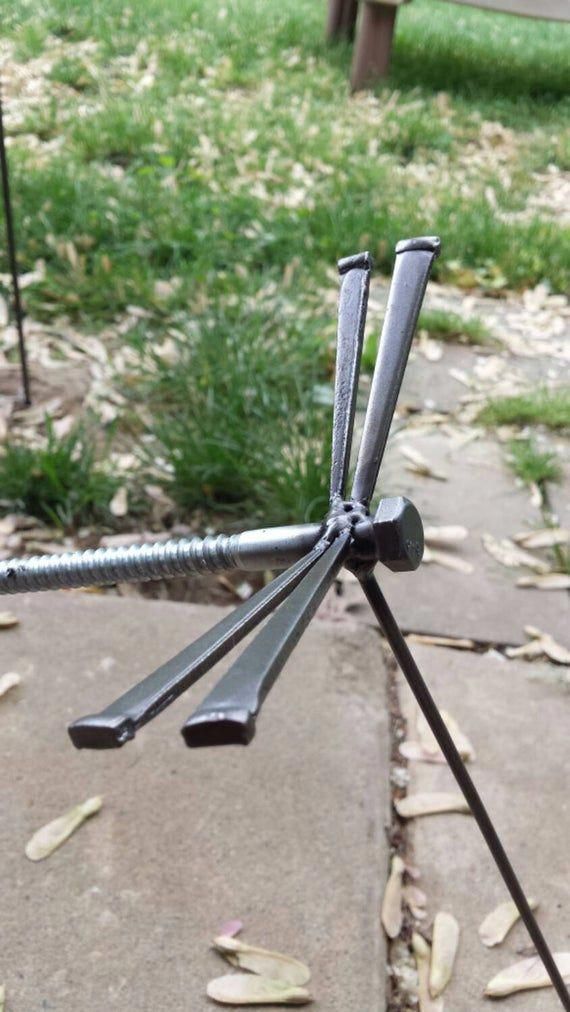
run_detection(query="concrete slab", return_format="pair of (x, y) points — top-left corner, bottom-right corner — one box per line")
(397, 643), (570, 1009)
(399, 344), (481, 415)
(0, 592), (390, 1011)
(375, 433), (569, 645)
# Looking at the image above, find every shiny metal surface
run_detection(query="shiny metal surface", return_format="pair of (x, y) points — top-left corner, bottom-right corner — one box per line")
(351, 236), (440, 507)
(330, 251), (371, 504)
(0, 524), (322, 595)
(68, 542), (328, 750)
(182, 531), (351, 747)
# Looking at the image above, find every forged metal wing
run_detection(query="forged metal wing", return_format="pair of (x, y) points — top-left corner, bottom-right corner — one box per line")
(182, 531), (351, 748)
(329, 251), (372, 504)
(68, 542), (328, 750)
(351, 237), (440, 508)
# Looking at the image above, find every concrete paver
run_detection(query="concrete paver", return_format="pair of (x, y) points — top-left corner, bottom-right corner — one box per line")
(376, 433), (569, 645)
(397, 642), (570, 1009)
(0, 591), (390, 1011)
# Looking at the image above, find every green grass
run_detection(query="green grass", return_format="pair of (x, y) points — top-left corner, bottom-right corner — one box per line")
(363, 306), (494, 369)
(507, 438), (562, 487)
(479, 388), (570, 431)
(126, 297), (332, 526)
(416, 308), (494, 345)
(3, 0), (570, 328)
(48, 55), (97, 91)
(0, 421), (120, 530)
(1, 0), (569, 529)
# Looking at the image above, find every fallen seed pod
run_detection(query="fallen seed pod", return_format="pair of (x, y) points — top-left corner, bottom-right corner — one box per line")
(25, 796), (103, 861)
(479, 897), (538, 947)
(381, 854), (405, 939)
(429, 911), (459, 997)
(412, 933), (443, 1012)
(213, 936), (310, 986)
(485, 953), (570, 997)
(207, 974), (312, 1005)
(0, 672), (21, 701)
(416, 709), (475, 762)
(0, 612), (19, 629)
(482, 534), (549, 573)
(517, 574), (570, 591)
(395, 793), (471, 819)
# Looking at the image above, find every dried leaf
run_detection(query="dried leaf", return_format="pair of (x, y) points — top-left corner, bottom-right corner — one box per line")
(400, 445), (448, 481)
(417, 709), (476, 762)
(442, 710), (476, 761)
(482, 534), (549, 573)
(506, 640), (547, 660)
(381, 854), (405, 939)
(424, 526), (468, 547)
(479, 898), (538, 947)
(0, 516), (18, 537)
(485, 953), (570, 997)
(517, 573), (570, 591)
(429, 911), (459, 997)
(395, 793), (471, 819)
(25, 796), (103, 861)
(412, 933), (444, 1012)
(506, 626), (570, 665)
(0, 671), (21, 700)
(218, 920), (244, 939)
(399, 741), (446, 765)
(514, 528), (570, 549)
(213, 937), (310, 986)
(542, 637), (570, 665)
(407, 633), (476, 650)
(422, 547), (474, 574)
(0, 611), (19, 629)
(207, 975), (312, 1005)
(417, 332), (443, 362)
(110, 486), (128, 517)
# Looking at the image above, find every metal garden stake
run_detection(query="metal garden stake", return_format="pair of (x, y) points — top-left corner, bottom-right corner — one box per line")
(0, 83), (31, 406)
(1, 237), (568, 1007)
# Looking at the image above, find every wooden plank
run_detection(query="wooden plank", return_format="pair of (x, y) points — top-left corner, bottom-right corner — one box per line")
(351, 2), (398, 90)
(441, 0), (570, 20)
(421, 0), (566, 20)
(365, 0), (570, 20)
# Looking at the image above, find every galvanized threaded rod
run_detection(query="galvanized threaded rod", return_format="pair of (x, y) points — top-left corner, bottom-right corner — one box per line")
(0, 524), (322, 595)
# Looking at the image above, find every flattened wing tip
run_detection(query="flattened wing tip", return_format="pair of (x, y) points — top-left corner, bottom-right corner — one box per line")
(395, 236), (441, 257)
(337, 251), (373, 275)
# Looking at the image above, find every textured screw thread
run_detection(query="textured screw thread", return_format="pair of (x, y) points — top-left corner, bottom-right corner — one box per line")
(0, 535), (240, 595)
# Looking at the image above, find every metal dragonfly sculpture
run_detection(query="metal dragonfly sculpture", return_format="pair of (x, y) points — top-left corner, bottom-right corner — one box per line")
(0, 237), (568, 1007)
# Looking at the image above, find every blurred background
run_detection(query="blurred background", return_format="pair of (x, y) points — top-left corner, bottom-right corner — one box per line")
(0, 0), (568, 602)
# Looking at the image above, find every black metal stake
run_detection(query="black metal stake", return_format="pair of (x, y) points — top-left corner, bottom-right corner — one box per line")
(0, 84), (31, 407)
(360, 571), (570, 1010)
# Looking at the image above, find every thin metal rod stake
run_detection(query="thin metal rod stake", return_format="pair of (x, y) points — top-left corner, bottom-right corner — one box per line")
(360, 572), (570, 1010)
(0, 84), (31, 407)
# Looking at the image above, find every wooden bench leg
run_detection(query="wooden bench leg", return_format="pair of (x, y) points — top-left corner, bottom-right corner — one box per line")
(350, 2), (397, 91)
(327, 0), (358, 41)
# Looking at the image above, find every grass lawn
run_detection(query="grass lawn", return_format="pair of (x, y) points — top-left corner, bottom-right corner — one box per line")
(1, 0), (569, 527)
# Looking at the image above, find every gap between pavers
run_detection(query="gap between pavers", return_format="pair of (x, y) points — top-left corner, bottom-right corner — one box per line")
(1, 591), (391, 1011)
(397, 642), (570, 1010)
